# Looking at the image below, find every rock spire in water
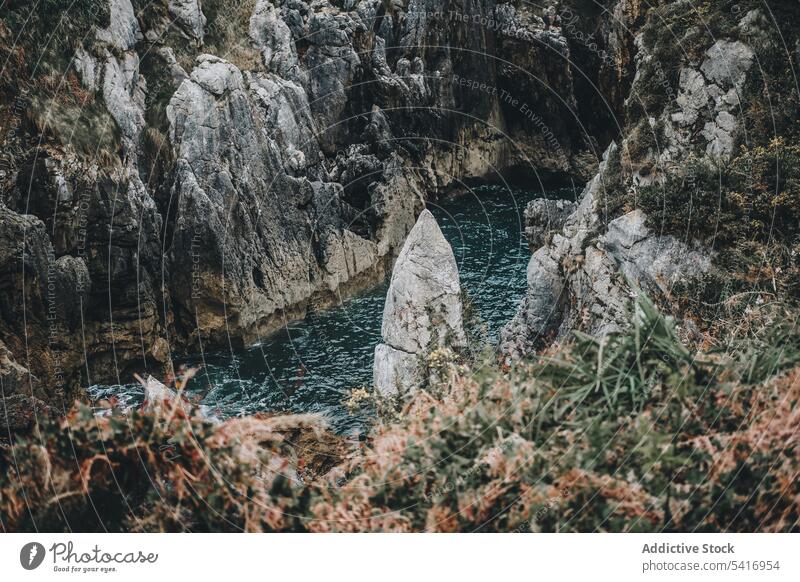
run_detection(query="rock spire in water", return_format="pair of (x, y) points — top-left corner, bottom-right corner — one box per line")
(373, 210), (465, 396)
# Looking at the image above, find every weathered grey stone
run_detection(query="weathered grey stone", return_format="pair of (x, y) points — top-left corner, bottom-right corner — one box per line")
(673, 68), (709, 126)
(102, 52), (146, 150)
(302, 9), (362, 151)
(502, 145), (629, 356)
(665, 38), (755, 165)
(0, 0), (682, 410)
(168, 0), (206, 42)
(250, 0), (304, 83)
(524, 198), (578, 249)
(0, 394), (51, 433)
(374, 210), (465, 396)
(142, 375), (178, 414)
(53, 255), (91, 327)
(96, 0), (142, 51)
(373, 344), (422, 397)
(700, 40), (754, 88)
(91, 0), (149, 157)
(165, 53), (403, 344)
(702, 110), (737, 161)
(601, 209), (713, 294)
(380, 210), (465, 354)
(738, 9), (770, 42)
(500, 245), (566, 357)
(157, 46), (190, 84)
(503, 131), (716, 358)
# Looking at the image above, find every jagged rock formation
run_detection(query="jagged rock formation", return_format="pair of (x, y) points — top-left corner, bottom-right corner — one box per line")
(642, 37), (755, 179)
(168, 0), (206, 42)
(141, 374), (179, 414)
(373, 210), (465, 396)
(1, 0), (621, 414)
(501, 3), (782, 358)
(524, 197), (577, 249)
(501, 142), (713, 358)
(2, 0), (790, 420)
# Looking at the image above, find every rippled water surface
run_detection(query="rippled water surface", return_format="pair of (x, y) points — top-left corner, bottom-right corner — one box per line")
(91, 185), (576, 433)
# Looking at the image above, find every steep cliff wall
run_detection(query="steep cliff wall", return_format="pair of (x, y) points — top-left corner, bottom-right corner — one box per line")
(0, 0), (624, 416)
(503, 0), (800, 357)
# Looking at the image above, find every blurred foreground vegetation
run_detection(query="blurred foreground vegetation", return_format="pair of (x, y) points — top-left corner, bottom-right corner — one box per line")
(2, 295), (797, 532)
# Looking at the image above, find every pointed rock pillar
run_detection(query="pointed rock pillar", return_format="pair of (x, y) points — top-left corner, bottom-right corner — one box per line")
(373, 210), (465, 396)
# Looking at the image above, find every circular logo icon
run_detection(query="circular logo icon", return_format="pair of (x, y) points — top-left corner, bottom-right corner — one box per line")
(20, 542), (46, 570)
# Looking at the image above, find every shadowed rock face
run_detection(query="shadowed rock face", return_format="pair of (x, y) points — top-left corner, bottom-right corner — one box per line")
(374, 210), (465, 396)
(499, 3), (779, 360)
(0, 0), (634, 414)
(524, 198), (578, 249)
(0, 0), (601, 399)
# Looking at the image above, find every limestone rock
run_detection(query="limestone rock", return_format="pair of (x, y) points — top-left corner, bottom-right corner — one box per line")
(500, 245), (566, 357)
(381, 210), (466, 354)
(702, 110), (737, 161)
(93, 0), (148, 156)
(373, 344), (422, 398)
(74, 47), (100, 91)
(601, 210), (713, 295)
(501, 143), (713, 358)
(0, 341), (37, 398)
(373, 210), (465, 396)
(250, 0), (304, 83)
(0, 394), (51, 434)
(102, 52), (147, 150)
(700, 40), (754, 88)
(96, 0), (142, 51)
(524, 198), (578, 249)
(169, 0), (206, 42)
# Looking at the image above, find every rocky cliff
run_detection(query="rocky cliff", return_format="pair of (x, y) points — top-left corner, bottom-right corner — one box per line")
(502, 1), (800, 357)
(3, 0), (796, 425)
(502, 143), (713, 356)
(0, 0), (624, 421)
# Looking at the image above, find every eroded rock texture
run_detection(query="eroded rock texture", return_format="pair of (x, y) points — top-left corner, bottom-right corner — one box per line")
(2, 0), (776, 419)
(501, 4), (775, 358)
(374, 210), (465, 396)
(501, 142), (714, 358)
(524, 197), (577, 249)
(1, 0), (620, 414)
